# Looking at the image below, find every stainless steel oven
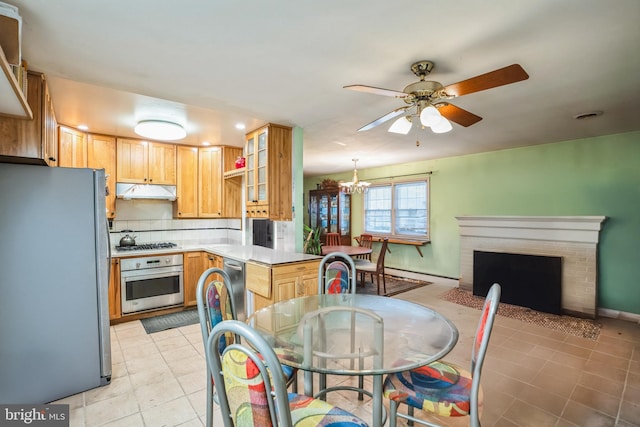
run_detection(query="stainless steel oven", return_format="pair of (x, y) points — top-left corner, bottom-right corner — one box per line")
(120, 254), (183, 315)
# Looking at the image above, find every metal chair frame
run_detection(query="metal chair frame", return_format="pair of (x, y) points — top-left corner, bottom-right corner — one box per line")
(387, 283), (501, 427)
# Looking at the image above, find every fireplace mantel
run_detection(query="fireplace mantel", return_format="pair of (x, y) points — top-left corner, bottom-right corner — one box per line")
(456, 215), (606, 244)
(455, 215), (606, 318)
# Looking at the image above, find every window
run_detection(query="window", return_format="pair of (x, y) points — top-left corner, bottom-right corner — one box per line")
(363, 179), (429, 239)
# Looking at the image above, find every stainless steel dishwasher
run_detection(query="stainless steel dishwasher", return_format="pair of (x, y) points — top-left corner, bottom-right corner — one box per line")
(222, 258), (246, 321)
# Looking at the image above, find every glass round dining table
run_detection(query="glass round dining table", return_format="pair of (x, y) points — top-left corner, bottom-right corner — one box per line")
(247, 293), (459, 427)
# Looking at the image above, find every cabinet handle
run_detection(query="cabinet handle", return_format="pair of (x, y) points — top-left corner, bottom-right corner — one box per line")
(48, 157), (56, 161)
(149, 179), (153, 182)
(144, 178), (147, 182)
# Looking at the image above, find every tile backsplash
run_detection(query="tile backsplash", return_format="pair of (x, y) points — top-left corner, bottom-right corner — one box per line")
(109, 200), (242, 246)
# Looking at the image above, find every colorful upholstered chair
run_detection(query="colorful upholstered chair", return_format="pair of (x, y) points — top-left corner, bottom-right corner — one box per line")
(196, 268), (297, 426)
(383, 283), (501, 427)
(206, 319), (370, 427)
(318, 251), (357, 295)
(316, 252), (363, 398)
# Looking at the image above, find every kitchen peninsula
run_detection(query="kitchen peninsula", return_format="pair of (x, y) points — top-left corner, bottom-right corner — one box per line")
(109, 243), (321, 323)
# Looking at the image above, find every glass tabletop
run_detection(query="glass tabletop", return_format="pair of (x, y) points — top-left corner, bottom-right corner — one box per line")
(247, 294), (459, 375)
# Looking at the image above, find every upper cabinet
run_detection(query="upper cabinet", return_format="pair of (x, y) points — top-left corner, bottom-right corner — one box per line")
(0, 71), (57, 166)
(58, 125), (87, 168)
(116, 138), (176, 185)
(174, 145), (199, 218)
(174, 145), (243, 219)
(245, 123), (292, 220)
(198, 146), (223, 217)
(0, 5), (31, 119)
(87, 134), (117, 219)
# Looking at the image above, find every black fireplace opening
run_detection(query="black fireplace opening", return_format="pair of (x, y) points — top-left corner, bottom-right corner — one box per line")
(473, 251), (562, 315)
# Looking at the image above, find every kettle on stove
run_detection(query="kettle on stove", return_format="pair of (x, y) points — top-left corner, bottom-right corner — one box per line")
(119, 230), (137, 247)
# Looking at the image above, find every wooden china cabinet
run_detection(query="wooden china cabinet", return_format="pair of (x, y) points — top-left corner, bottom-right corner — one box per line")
(308, 188), (351, 245)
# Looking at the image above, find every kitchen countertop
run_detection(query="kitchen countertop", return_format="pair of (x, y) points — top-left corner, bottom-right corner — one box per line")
(111, 243), (321, 266)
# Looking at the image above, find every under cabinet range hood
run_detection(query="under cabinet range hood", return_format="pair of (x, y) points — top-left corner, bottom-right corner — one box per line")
(116, 183), (177, 201)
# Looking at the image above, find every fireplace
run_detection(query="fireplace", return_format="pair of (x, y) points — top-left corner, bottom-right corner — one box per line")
(456, 216), (606, 318)
(473, 250), (562, 314)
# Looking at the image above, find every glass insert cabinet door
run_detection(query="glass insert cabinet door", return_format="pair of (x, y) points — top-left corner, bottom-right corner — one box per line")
(246, 128), (268, 203)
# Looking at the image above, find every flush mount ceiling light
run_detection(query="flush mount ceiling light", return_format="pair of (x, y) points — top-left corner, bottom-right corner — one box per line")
(134, 120), (186, 141)
(339, 158), (371, 194)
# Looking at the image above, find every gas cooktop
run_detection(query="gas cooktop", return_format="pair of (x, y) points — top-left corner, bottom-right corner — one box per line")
(115, 242), (178, 252)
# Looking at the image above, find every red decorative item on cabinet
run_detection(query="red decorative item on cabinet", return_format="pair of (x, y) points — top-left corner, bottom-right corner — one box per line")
(235, 156), (246, 168)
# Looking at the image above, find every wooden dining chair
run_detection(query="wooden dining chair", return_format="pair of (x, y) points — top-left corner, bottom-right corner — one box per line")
(206, 320), (369, 427)
(196, 268), (297, 426)
(356, 233), (373, 261)
(325, 232), (341, 246)
(356, 238), (389, 295)
(383, 283), (501, 427)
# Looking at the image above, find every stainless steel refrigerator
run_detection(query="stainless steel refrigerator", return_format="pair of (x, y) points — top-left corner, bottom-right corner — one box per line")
(0, 163), (111, 404)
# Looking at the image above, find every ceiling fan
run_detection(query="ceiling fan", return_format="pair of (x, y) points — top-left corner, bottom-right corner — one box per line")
(344, 60), (529, 135)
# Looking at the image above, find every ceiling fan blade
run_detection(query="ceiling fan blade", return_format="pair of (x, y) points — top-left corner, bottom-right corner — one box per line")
(437, 103), (482, 127)
(357, 106), (410, 131)
(443, 64), (529, 97)
(344, 84), (407, 98)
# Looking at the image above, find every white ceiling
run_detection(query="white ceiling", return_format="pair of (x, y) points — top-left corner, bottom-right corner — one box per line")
(9, 0), (640, 176)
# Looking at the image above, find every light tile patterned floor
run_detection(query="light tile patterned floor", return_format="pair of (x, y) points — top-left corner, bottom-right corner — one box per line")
(55, 276), (640, 426)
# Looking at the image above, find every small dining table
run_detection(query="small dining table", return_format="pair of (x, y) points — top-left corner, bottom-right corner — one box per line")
(321, 245), (372, 257)
(247, 294), (459, 427)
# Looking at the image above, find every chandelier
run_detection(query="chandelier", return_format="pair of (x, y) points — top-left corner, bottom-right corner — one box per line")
(339, 159), (370, 194)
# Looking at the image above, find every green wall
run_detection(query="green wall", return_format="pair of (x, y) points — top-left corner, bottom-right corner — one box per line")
(303, 131), (640, 314)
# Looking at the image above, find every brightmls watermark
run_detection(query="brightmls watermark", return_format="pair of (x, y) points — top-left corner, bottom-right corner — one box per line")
(0, 405), (69, 426)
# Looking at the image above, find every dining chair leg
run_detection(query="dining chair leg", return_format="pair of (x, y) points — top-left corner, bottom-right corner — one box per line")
(389, 399), (398, 427)
(407, 405), (415, 426)
(358, 375), (364, 401)
(205, 379), (213, 427)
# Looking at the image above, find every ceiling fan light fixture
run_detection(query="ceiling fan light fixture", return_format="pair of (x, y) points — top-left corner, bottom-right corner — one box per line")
(419, 105), (443, 127)
(134, 120), (186, 141)
(388, 116), (413, 134)
(431, 116), (453, 133)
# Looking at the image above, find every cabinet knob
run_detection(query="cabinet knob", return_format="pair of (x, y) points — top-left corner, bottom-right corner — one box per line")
(48, 157), (56, 161)
(144, 178), (147, 182)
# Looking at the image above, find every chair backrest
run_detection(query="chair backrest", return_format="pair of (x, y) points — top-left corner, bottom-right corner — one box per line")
(358, 234), (373, 249)
(470, 283), (501, 426)
(325, 232), (340, 246)
(207, 320), (292, 427)
(299, 306), (384, 373)
(196, 268), (237, 355)
(375, 238), (389, 272)
(318, 252), (357, 294)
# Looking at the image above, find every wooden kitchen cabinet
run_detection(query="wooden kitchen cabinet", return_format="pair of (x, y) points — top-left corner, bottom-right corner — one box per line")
(108, 258), (121, 321)
(183, 251), (206, 307)
(245, 123), (292, 220)
(247, 260), (320, 313)
(116, 138), (176, 185)
(0, 71), (58, 166)
(174, 146), (199, 218)
(198, 146), (223, 217)
(222, 146), (243, 218)
(58, 125), (87, 168)
(87, 134), (117, 219)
